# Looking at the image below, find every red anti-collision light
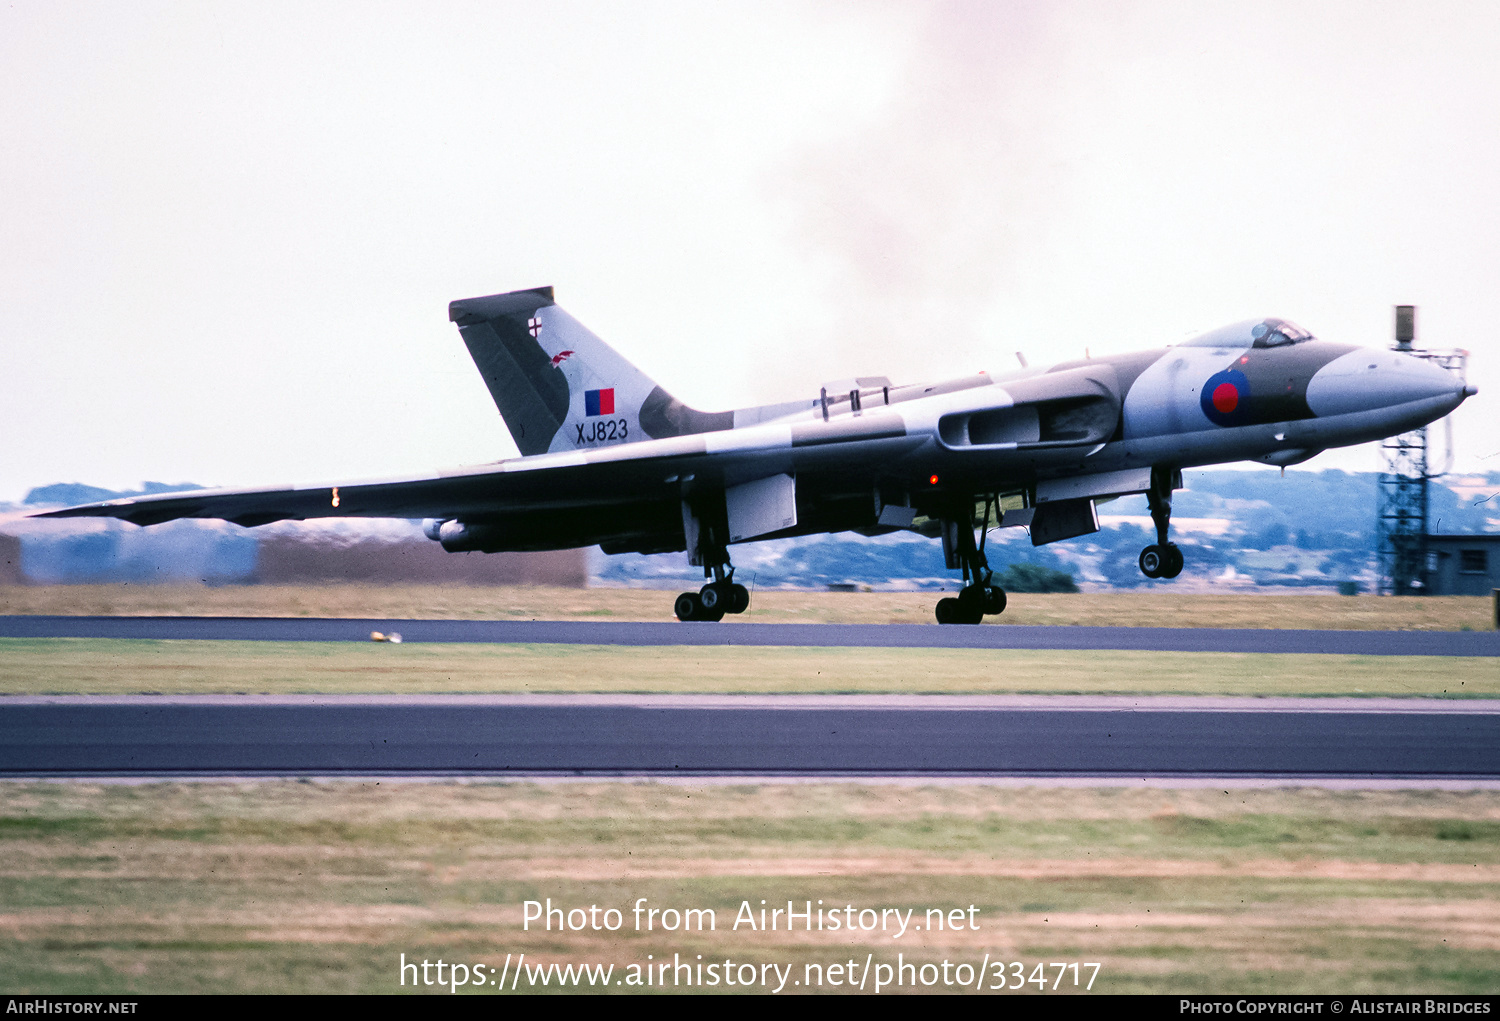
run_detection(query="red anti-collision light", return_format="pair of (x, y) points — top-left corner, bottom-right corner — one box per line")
(929, 474), (940, 485)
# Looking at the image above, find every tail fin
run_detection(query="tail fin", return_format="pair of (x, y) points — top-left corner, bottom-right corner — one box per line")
(449, 287), (731, 456)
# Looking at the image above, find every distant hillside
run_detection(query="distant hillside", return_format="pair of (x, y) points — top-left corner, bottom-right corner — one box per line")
(24, 482), (205, 507)
(10, 469), (1498, 590)
(596, 468), (1500, 591)
(1163, 468), (1498, 539)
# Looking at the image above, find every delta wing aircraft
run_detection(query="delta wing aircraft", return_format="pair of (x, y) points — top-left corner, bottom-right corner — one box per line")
(38, 287), (1477, 623)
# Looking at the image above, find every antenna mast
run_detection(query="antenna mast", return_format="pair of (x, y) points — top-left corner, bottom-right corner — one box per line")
(1376, 306), (1468, 595)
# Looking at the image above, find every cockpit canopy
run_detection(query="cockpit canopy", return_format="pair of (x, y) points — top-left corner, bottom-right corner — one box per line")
(1182, 318), (1315, 350)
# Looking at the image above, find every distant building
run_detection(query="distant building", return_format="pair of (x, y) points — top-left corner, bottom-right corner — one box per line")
(253, 536), (588, 587)
(2, 522), (588, 588)
(1425, 535), (1500, 596)
(0, 533), (21, 585)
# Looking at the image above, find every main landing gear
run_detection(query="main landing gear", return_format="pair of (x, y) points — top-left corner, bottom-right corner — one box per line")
(1138, 466), (1184, 580)
(935, 583), (1006, 625)
(935, 497), (1007, 625)
(674, 501), (753, 622)
(674, 576), (749, 622)
(674, 554), (749, 623)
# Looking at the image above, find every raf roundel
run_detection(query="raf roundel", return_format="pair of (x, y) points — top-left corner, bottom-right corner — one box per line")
(1200, 368), (1251, 427)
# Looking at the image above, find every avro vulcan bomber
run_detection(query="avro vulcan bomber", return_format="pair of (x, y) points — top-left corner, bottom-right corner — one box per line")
(39, 287), (1477, 623)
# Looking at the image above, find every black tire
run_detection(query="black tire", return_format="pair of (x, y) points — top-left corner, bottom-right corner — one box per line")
(983, 585), (1007, 615)
(698, 583), (723, 611)
(1139, 545), (1163, 579)
(728, 583), (750, 614)
(943, 592), (983, 625)
(1161, 543), (1184, 579)
(674, 592), (700, 622)
(958, 585), (985, 616)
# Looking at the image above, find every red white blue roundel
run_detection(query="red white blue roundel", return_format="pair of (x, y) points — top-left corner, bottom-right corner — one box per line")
(1200, 368), (1251, 426)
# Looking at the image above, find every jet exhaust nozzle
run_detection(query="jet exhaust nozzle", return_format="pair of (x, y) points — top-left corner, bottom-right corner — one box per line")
(435, 519), (506, 553)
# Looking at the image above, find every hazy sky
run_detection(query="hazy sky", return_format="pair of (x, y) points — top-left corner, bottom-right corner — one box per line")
(4, 1), (1497, 503)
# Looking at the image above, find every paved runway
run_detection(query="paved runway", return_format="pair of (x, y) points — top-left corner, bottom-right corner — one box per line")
(3, 695), (1497, 778)
(3, 616), (1497, 655)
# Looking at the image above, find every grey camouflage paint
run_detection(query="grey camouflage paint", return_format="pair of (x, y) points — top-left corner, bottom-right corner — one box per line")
(39, 291), (1475, 560)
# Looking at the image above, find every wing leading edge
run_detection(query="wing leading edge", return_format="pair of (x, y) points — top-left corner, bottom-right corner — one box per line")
(31, 403), (928, 552)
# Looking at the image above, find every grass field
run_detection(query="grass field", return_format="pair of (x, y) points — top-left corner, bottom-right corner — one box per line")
(4, 587), (1495, 996)
(1, 584), (1494, 630)
(9, 584), (1493, 699)
(0, 638), (1495, 697)
(2, 781), (1497, 995)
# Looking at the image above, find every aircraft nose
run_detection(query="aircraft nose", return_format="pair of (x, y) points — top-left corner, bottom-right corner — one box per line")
(1306, 349), (1471, 418)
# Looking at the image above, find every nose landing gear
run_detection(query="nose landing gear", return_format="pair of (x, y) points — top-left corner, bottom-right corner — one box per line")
(1139, 466), (1184, 580)
(1138, 542), (1183, 579)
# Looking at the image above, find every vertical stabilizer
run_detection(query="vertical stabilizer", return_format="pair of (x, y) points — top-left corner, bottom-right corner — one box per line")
(449, 287), (731, 456)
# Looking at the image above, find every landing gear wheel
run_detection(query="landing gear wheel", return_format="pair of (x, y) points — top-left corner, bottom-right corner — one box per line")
(983, 585), (1007, 615)
(957, 584), (985, 618)
(939, 588), (984, 624)
(1161, 543), (1184, 579)
(727, 583), (750, 615)
(935, 597), (964, 625)
(1139, 545), (1164, 579)
(674, 591), (725, 622)
(696, 583), (729, 622)
(938, 581), (1006, 624)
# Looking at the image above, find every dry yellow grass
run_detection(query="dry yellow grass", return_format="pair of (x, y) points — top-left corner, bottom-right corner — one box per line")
(2, 638), (1495, 696)
(2, 782), (1498, 994)
(0, 584), (1493, 630)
